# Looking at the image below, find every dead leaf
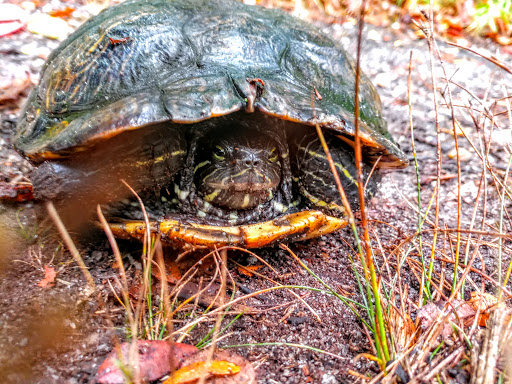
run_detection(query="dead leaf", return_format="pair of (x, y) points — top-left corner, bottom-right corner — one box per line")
(0, 21), (24, 37)
(164, 349), (256, 384)
(417, 300), (476, 340)
(0, 182), (34, 202)
(468, 292), (499, 312)
(237, 265), (262, 277)
(0, 4), (26, 37)
(468, 292), (501, 326)
(96, 341), (198, 384)
(48, 7), (75, 18)
(0, 69), (32, 103)
(37, 265), (56, 288)
(152, 259), (182, 284)
(388, 305), (416, 350)
(0, 4), (26, 22)
(164, 361), (240, 384)
(167, 263), (182, 283)
(447, 147), (473, 161)
(27, 14), (73, 40)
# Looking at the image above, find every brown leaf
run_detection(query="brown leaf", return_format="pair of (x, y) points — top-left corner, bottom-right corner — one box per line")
(468, 292), (499, 312)
(37, 265), (56, 288)
(164, 361), (240, 384)
(468, 292), (502, 327)
(96, 341), (198, 384)
(152, 260), (182, 284)
(477, 313), (490, 327)
(417, 300), (476, 340)
(0, 182), (34, 202)
(388, 305), (416, 350)
(237, 265), (262, 277)
(164, 349), (256, 384)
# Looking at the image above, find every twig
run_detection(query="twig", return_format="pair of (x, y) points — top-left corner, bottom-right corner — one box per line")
(46, 202), (95, 289)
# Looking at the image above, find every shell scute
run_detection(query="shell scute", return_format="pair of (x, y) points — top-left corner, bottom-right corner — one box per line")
(14, 0), (407, 168)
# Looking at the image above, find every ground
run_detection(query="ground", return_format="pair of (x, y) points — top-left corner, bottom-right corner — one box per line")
(0, 1), (511, 383)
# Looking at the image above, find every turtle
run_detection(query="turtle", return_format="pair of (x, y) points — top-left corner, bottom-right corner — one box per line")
(13, 0), (408, 248)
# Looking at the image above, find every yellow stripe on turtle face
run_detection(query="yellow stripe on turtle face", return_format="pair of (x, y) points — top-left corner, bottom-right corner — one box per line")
(303, 148), (357, 185)
(194, 160), (211, 173)
(241, 194), (251, 208)
(134, 150), (186, 167)
(300, 187), (345, 212)
(203, 189), (221, 202)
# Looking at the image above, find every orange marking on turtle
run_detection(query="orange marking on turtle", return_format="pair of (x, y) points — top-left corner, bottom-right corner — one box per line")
(108, 36), (132, 45)
(314, 87), (322, 100)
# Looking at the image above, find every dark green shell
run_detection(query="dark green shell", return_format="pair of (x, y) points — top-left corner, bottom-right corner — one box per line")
(14, 0), (407, 168)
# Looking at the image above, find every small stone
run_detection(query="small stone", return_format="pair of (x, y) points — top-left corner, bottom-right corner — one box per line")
(447, 147), (472, 162)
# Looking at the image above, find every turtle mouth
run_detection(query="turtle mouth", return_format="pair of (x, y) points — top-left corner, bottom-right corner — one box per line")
(205, 189), (274, 210)
(208, 176), (279, 192)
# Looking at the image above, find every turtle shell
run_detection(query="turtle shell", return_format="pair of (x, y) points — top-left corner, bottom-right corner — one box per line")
(14, 0), (407, 168)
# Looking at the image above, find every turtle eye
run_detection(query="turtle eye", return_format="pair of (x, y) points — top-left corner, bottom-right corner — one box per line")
(268, 147), (278, 163)
(213, 145), (226, 161)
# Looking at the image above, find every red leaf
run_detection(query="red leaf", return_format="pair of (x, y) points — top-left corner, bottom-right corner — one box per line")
(0, 182), (34, 202)
(37, 266), (56, 288)
(0, 21), (24, 37)
(96, 341), (198, 384)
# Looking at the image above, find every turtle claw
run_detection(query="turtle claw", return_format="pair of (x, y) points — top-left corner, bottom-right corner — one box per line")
(105, 210), (347, 248)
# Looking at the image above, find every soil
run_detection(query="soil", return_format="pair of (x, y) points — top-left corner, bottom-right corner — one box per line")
(1, 1), (511, 384)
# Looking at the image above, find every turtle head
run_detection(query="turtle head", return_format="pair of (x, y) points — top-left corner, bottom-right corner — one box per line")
(194, 129), (281, 210)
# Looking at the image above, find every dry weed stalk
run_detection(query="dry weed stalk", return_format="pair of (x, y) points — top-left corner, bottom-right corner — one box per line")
(371, 1), (512, 380)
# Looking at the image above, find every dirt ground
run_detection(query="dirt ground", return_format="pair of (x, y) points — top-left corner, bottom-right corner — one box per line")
(1, 1), (511, 383)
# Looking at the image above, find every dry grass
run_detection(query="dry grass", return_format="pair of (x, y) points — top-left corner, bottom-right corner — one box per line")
(43, 1), (512, 382)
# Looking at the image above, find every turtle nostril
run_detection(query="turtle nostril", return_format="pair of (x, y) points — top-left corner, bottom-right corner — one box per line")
(244, 159), (261, 167)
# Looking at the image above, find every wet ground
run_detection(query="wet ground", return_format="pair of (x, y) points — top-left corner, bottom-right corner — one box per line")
(1, 1), (511, 383)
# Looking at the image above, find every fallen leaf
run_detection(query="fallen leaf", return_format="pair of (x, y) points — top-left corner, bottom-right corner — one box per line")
(388, 305), (416, 350)
(0, 4), (27, 22)
(164, 361), (240, 384)
(417, 300), (476, 340)
(447, 147), (473, 162)
(37, 265), (56, 288)
(468, 292), (501, 326)
(152, 260), (182, 284)
(0, 4), (27, 37)
(0, 182), (34, 202)
(27, 14), (73, 40)
(237, 265), (262, 277)
(164, 349), (256, 384)
(468, 291), (499, 312)
(477, 313), (490, 327)
(0, 21), (24, 37)
(167, 262), (182, 283)
(0, 64), (33, 104)
(48, 7), (75, 18)
(96, 341), (198, 384)
(496, 35), (512, 45)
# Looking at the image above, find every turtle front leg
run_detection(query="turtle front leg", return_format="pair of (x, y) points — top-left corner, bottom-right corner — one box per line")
(32, 124), (186, 211)
(294, 133), (380, 215)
